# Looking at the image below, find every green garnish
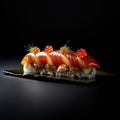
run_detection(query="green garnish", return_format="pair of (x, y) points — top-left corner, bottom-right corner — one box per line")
(24, 43), (34, 53)
(60, 45), (74, 53)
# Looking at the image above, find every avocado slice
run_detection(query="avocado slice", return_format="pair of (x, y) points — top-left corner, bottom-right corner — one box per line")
(83, 67), (93, 74)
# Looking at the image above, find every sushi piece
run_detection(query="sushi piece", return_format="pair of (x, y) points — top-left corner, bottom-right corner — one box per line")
(21, 45), (100, 79)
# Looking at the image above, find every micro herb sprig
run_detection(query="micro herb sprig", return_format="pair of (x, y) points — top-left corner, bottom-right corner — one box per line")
(24, 43), (34, 53)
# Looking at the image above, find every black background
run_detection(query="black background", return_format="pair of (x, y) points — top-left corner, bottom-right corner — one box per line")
(1, 1), (120, 77)
(1, 1), (120, 120)
(1, 0), (120, 73)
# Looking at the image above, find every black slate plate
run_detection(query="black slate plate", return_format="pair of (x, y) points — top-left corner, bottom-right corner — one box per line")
(2, 68), (116, 84)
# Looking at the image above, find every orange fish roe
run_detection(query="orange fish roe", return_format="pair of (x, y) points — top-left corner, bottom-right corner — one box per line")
(77, 48), (87, 59)
(31, 47), (40, 54)
(44, 45), (53, 53)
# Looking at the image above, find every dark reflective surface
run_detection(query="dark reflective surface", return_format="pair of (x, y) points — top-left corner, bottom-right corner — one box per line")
(1, 0), (120, 119)
(0, 58), (120, 120)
